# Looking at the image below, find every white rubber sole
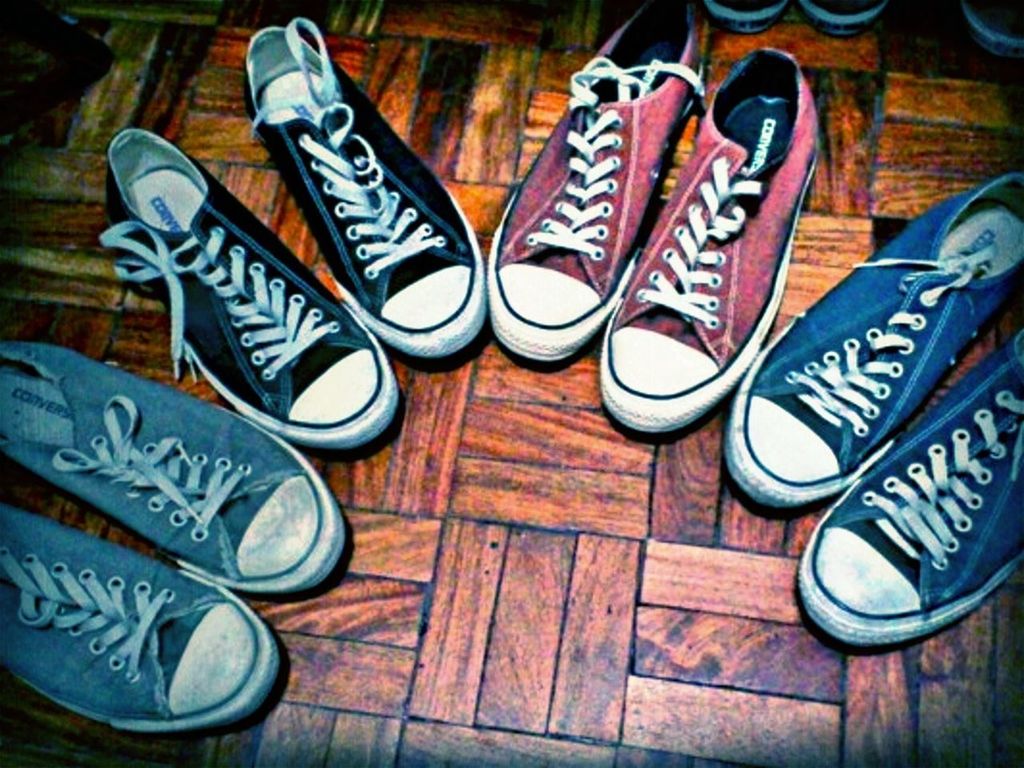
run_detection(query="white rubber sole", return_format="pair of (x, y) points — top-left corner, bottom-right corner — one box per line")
(703, 0), (790, 33)
(184, 324), (399, 450)
(40, 576), (279, 732)
(487, 192), (636, 362)
(333, 198), (487, 359)
(799, 512), (1024, 645)
(174, 415), (345, 594)
(962, 0), (1024, 58)
(723, 323), (895, 507)
(797, 0), (889, 35)
(600, 157), (816, 433)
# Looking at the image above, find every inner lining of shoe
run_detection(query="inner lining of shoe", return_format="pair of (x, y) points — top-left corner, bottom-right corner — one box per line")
(938, 202), (1023, 279)
(127, 168), (205, 235)
(721, 95), (794, 177)
(0, 363), (75, 447)
(259, 69), (326, 126)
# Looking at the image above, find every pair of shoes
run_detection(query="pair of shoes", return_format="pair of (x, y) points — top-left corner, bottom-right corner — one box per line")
(702, 0), (890, 35)
(961, 0), (1024, 58)
(488, 0), (818, 433)
(723, 173), (1024, 644)
(100, 18), (485, 450)
(0, 342), (351, 729)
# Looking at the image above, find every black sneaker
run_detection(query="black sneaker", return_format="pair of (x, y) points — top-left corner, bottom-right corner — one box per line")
(245, 18), (486, 358)
(101, 128), (398, 450)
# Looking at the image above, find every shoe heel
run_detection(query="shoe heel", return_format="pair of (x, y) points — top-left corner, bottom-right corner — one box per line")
(702, 0), (790, 33)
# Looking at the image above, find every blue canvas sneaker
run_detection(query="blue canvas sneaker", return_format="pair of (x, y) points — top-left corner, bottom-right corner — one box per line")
(799, 330), (1024, 645)
(246, 18), (486, 358)
(0, 342), (344, 593)
(0, 503), (279, 731)
(726, 173), (1024, 506)
(101, 128), (399, 450)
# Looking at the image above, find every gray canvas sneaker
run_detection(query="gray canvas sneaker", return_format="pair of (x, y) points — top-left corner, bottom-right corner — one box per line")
(0, 503), (279, 732)
(799, 330), (1024, 645)
(0, 342), (343, 593)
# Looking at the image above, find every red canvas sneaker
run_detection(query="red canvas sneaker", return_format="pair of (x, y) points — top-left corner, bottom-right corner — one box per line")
(601, 49), (817, 432)
(487, 0), (702, 362)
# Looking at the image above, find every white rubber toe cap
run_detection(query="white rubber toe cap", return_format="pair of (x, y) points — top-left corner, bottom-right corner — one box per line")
(814, 527), (920, 616)
(168, 603), (256, 715)
(747, 396), (841, 484)
(382, 265), (471, 330)
(236, 476), (318, 579)
(289, 350), (379, 425)
(609, 327), (719, 395)
(497, 263), (600, 326)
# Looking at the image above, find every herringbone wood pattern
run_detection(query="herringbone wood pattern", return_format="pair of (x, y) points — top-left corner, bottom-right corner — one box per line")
(1, 1), (1022, 766)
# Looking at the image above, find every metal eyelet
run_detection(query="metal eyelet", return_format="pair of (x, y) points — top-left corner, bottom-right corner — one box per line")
(592, 248), (605, 262)
(134, 581), (151, 598)
(709, 275), (722, 289)
(866, 327), (882, 342)
(823, 351), (840, 365)
(889, 362), (904, 378)
(707, 297), (720, 311)
(785, 371), (799, 384)
(109, 656), (125, 672)
(899, 340), (916, 356)
(89, 638), (106, 655)
(107, 576), (124, 591)
(169, 510), (189, 528)
(706, 318), (720, 330)
(883, 477), (899, 492)
(876, 383), (891, 400)
(976, 467), (993, 485)
(944, 538), (960, 553)
(932, 557), (949, 571)
(191, 527), (209, 543)
(955, 516), (972, 533)
(79, 569), (96, 584)
(966, 494), (983, 510)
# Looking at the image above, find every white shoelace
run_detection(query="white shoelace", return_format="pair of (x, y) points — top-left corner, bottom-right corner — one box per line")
(53, 396), (249, 543)
(0, 545), (173, 683)
(790, 257), (989, 436)
(637, 156), (761, 328)
(863, 390), (1024, 569)
(252, 18), (444, 281)
(102, 221), (339, 382)
(526, 56), (703, 263)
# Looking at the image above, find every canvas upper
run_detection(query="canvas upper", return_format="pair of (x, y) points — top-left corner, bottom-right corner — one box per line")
(799, 330), (1024, 645)
(602, 49), (817, 432)
(0, 341), (344, 593)
(727, 172), (1024, 506)
(100, 128), (398, 449)
(488, 0), (703, 361)
(0, 503), (278, 731)
(246, 18), (485, 358)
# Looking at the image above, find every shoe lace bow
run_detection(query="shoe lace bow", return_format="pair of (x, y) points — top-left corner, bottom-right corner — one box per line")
(789, 256), (992, 437)
(0, 544), (174, 683)
(636, 156), (761, 327)
(252, 18), (445, 281)
(52, 395), (250, 543)
(102, 221), (339, 381)
(863, 389), (1024, 570)
(526, 55), (703, 263)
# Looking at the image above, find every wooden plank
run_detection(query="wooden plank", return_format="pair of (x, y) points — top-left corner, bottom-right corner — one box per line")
(64, 0), (222, 25)
(365, 38), (424, 143)
(136, 23), (215, 140)
(642, 541), (800, 624)
(282, 633), (415, 716)
(215, 163), (281, 222)
(254, 576), (424, 648)
(0, 300), (57, 342)
(0, 201), (107, 249)
(191, 66), (246, 116)
(446, 182), (510, 241)
(177, 112), (270, 165)
(326, 0), (385, 37)
(650, 414), (722, 545)
(345, 511), (441, 583)
(717, 484), (787, 555)
(399, 721), (615, 768)
(550, 535), (640, 741)
(545, 0), (603, 51)
(50, 306), (116, 359)
(452, 458), (650, 539)
(635, 607), (843, 702)
(871, 169), (985, 220)
(524, 89), (567, 142)
(844, 650), (916, 768)
(876, 122), (1024, 177)
(884, 72), (1024, 130)
(460, 399), (652, 474)
(472, 343), (601, 408)
(807, 70), (876, 217)
(622, 676), (841, 767)
(919, 605), (994, 767)
(614, 746), (690, 768)
(66, 22), (161, 150)
(254, 702), (335, 768)
(380, 1), (545, 46)
(0, 247), (124, 310)
(709, 22), (879, 72)
(325, 712), (401, 768)
(477, 530), (574, 733)
(382, 365), (473, 516)
(409, 520), (507, 724)
(0, 148), (107, 202)
(408, 40), (484, 179)
(456, 44), (533, 185)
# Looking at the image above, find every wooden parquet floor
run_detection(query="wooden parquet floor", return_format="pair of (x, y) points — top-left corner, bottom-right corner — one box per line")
(1, 1), (1023, 766)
